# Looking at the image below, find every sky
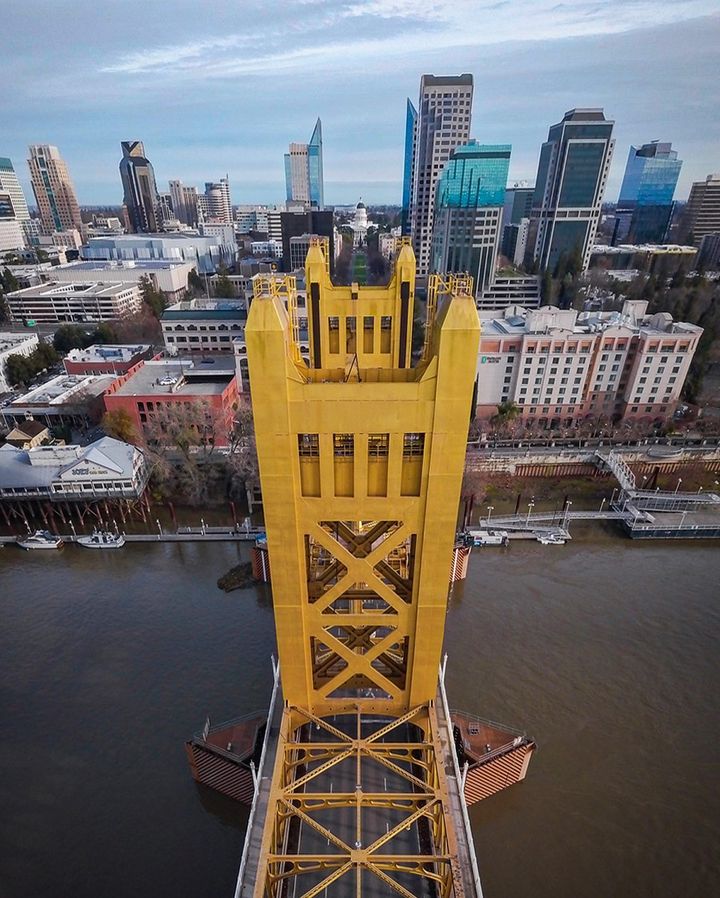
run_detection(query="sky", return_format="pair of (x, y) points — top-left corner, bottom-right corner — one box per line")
(3, 0), (719, 207)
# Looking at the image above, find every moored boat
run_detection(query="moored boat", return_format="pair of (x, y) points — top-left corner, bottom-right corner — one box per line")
(17, 530), (63, 550)
(469, 529), (509, 547)
(536, 533), (566, 545)
(77, 529), (126, 549)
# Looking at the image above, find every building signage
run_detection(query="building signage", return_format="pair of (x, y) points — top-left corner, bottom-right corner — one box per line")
(480, 356), (501, 364)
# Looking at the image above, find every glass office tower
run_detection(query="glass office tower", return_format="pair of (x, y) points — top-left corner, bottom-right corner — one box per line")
(431, 142), (510, 293)
(284, 118), (324, 209)
(401, 99), (417, 235)
(526, 108), (614, 273)
(613, 141), (682, 244)
(119, 141), (160, 233)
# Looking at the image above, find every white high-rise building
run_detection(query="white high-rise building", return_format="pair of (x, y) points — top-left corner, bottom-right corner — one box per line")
(405, 74), (473, 280)
(27, 144), (83, 236)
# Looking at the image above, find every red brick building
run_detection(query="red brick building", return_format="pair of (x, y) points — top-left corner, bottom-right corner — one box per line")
(103, 358), (239, 446)
(64, 344), (155, 375)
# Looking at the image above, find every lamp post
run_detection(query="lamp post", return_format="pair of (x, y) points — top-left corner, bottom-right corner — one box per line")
(674, 477), (682, 494)
(526, 500), (535, 526)
(599, 497), (606, 514)
(564, 500), (573, 529)
(610, 487), (617, 506)
(486, 506), (494, 525)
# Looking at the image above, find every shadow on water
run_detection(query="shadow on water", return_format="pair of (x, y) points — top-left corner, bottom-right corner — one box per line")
(194, 782), (250, 832)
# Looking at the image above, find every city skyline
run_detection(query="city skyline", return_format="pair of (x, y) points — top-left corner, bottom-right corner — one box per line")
(2, 1), (719, 206)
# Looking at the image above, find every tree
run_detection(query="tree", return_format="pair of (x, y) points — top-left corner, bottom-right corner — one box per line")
(227, 398), (259, 496)
(214, 266), (235, 299)
(5, 354), (33, 388)
(188, 268), (204, 294)
(490, 401), (520, 435)
(540, 269), (554, 306)
(139, 274), (168, 318)
(53, 324), (91, 352)
(101, 408), (139, 444)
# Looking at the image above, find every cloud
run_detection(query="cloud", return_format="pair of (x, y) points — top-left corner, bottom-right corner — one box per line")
(99, 0), (718, 79)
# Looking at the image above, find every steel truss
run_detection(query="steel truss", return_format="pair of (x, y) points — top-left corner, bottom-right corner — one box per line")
(258, 704), (465, 898)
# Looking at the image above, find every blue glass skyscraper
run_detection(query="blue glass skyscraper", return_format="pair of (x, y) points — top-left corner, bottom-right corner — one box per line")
(284, 118), (324, 209)
(400, 99), (417, 235)
(613, 141), (682, 244)
(432, 142), (511, 293)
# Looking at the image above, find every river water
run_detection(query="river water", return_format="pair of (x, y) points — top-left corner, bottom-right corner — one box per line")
(1, 530), (718, 898)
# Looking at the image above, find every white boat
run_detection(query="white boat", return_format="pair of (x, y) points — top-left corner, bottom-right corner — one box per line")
(536, 533), (566, 545)
(17, 530), (63, 550)
(470, 529), (509, 547)
(77, 530), (126, 549)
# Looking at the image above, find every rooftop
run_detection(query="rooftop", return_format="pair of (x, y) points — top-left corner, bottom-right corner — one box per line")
(111, 359), (235, 397)
(9, 374), (114, 407)
(480, 303), (703, 338)
(592, 243), (698, 255)
(54, 259), (193, 273)
(162, 299), (247, 321)
(64, 344), (150, 364)
(0, 436), (140, 490)
(0, 332), (38, 353)
(8, 281), (139, 299)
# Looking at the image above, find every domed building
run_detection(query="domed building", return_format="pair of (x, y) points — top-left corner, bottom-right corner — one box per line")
(350, 199), (374, 247)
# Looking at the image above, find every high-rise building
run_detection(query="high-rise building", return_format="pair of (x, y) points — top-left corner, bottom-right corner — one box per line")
(27, 145), (83, 235)
(501, 182), (534, 262)
(169, 179), (200, 227)
(431, 142), (510, 294)
(204, 177), (232, 223)
(400, 99), (417, 235)
(280, 209), (333, 273)
(119, 141), (159, 233)
(526, 108), (614, 274)
(0, 157), (30, 252)
(681, 173), (720, 246)
(612, 141), (682, 245)
(405, 74), (474, 281)
(284, 118), (324, 208)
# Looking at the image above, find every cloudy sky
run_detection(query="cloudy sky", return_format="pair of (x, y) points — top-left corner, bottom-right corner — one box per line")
(3, 0), (719, 207)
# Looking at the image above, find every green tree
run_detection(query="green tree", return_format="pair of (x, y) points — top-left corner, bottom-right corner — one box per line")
(53, 324), (91, 352)
(214, 266), (235, 298)
(540, 269), (554, 305)
(5, 354), (33, 387)
(139, 275), (168, 318)
(188, 268), (204, 293)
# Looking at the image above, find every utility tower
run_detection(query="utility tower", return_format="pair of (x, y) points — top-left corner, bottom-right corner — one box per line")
(242, 239), (483, 897)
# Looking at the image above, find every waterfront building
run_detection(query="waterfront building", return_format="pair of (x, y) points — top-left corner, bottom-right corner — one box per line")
(102, 358), (239, 445)
(63, 344), (154, 376)
(431, 142), (510, 294)
(50, 259), (194, 301)
(161, 298), (247, 355)
(476, 274), (541, 311)
(474, 301), (702, 427)
(6, 281), (141, 324)
(0, 332), (40, 392)
(1, 373), (114, 431)
(405, 74), (474, 279)
(284, 118), (324, 208)
(681, 174), (720, 245)
(526, 109), (615, 273)
(27, 145), (83, 236)
(613, 142), (682, 245)
(82, 232), (236, 274)
(119, 141), (160, 234)
(0, 436), (148, 502)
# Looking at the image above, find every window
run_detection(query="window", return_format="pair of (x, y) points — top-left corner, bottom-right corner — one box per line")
(334, 433), (354, 456)
(298, 434), (319, 457)
(368, 433), (389, 457)
(403, 433), (425, 457)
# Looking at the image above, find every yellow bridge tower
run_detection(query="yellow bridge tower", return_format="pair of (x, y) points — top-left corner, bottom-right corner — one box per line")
(201, 240), (535, 898)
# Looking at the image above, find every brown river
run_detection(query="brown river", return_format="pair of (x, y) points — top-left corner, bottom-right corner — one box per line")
(0, 526), (718, 897)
